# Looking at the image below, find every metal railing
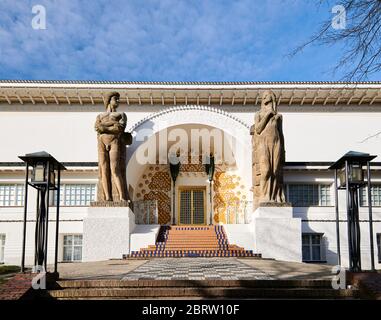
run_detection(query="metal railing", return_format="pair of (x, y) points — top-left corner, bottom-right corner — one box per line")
(133, 200), (159, 224)
(224, 201), (253, 224)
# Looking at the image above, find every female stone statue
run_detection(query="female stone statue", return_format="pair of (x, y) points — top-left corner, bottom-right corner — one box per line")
(95, 92), (128, 202)
(252, 90), (285, 209)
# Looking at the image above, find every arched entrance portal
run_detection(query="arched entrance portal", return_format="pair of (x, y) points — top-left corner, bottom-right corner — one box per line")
(126, 106), (252, 225)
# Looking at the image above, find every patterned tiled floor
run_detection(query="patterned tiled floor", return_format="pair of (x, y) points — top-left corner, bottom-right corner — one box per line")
(122, 258), (273, 280)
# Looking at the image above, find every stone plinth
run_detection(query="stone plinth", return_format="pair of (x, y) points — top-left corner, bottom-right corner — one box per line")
(251, 205), (302, 263)
(253, 202), (293, 218)
(90, 200), (130, 207)
(82, 206), (135, 262)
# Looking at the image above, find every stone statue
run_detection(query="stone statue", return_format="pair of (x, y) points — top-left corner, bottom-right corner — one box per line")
(94, 92), (131, 203)
(251, 90), (286, 209)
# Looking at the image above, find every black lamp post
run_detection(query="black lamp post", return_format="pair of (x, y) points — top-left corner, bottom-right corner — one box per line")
(205, 153), (215, 225)
(19, 151), (66, 276)
(169, 151), (181, 225)
(329, 151), (377, 272)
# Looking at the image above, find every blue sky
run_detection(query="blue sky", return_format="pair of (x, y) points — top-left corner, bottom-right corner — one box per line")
(0, 0), (379, 81)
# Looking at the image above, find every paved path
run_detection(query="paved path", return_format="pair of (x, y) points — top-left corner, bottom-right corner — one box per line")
(57, 260), (147, 280)
(122, 258), (272, 280)
(239, 259), (335, 280)
(56, 258), (336, 281)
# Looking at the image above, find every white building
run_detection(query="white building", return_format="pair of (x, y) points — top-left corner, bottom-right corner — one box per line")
(0, 80), (380, 270)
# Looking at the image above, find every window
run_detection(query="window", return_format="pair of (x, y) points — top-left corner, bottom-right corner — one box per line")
(302, 233), (325, 262)
(54, 184), (96, 206)
(63, 235), (83, 262)
(0, 184), (24, 206)
(377, 234), (381, 263)
(360, 185), (381, 207)
(287, 184), (331, 207)
(0, 234), (5, 264)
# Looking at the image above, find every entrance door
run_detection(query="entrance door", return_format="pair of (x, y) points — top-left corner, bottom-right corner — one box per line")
(178, 187), (206, 225)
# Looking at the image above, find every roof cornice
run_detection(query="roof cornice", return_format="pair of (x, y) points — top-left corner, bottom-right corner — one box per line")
(1, 80), (381, 85)
(1, 80), (381, 106)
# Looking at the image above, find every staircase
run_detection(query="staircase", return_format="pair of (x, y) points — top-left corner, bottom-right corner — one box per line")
(46, 279), (359, 300)
(124, 225), (260, 258)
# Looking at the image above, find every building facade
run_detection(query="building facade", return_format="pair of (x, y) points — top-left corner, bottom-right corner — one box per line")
(0, 80), (381, 269)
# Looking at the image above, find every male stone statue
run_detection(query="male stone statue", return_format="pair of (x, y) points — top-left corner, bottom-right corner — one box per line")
(94, 91), (131, 203)
(251, 90), (286, 209)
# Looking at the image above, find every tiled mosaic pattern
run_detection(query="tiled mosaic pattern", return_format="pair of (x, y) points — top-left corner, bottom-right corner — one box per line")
(213, 171), (248, 224)
(134, 154), (248, 225)
(122, 258), (272, 280)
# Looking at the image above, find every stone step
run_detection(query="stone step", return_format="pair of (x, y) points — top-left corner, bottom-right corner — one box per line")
(135, 249), (255, 252)
(168, 231), (216, 233)
(171, 226), (215, 230)
(166, 235), (220, 238)
(153, 239), (227, 242)
(48, 279), (359, 300)
(126, 251), (260, 258)
(47, 285), (358, 299)
(168, 236), (222, 237)
(162, 240), (231, 242)
(148, 244), (224, 248)
(144, 250), (245, 253)
(166, 236), (218, 238)
(150, 244), (227, 246)
(152, 240), (223, 242)
(165, 241), (221, 243)
(125, 225), (254, 259)
(146, 248), (229, 251)
(145, 250), (238, 253)
(55, 279), (335, 288)
(145, 248), (228, 251)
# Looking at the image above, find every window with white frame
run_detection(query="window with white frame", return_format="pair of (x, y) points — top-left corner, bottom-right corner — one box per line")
(0, 184), (24, 207)
(0, 234), (5, 264)
(360, 184), (381, 207)
(302, 233), (325, 262)
(63, 234), (83, 262)
(53, 184), (96, 206)
(377, 234), (381, 263)
(286, 184), (331, 207)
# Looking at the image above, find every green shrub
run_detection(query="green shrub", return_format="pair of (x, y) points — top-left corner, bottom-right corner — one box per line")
(0, 265), (20, 275)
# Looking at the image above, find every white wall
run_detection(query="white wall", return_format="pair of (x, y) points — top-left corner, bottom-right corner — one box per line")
(0, 104), (162, 162)
(0, 219), (84, 266)
(235, 106), (381, 162)
(1, 103), (381, 163)
(0, 171), (90, 266)
(1, 102), (381, 267)
(288, 170), (381, 269)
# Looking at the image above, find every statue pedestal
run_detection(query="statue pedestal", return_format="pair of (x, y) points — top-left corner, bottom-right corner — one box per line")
(82, 206), (135, 262)
(251, 204), (302, 263)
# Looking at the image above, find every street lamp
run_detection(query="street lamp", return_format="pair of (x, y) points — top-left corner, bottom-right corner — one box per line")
(205, 153), (215, 225)
(19, 151), (66, 277)
(329, 151), (377, 272)
(169, 150), (181, 225)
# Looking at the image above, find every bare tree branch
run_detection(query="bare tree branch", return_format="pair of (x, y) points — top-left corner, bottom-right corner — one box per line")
(290, 0), (381, 81)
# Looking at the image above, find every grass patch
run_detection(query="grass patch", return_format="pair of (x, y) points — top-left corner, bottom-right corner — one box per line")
(0, 265), (20, 275)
